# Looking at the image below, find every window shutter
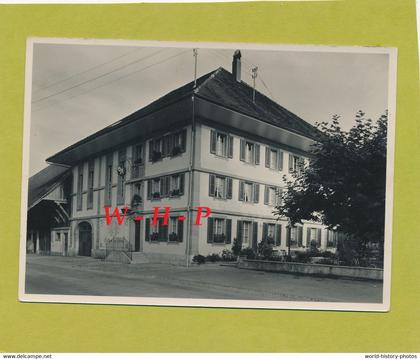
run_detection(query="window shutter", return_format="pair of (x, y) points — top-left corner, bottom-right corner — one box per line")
(209, 174), (215, 197)
(289, 154), (294, 172)
(210, 130), (216, 154)
(239, 181), (244, 201)
(181, 129), (187, 152)
(240, 139), (245, 161)
(253, 183), (260, 203)
(207, 217), (214, 243)
(160, 177), (166, 197)
(265, 147), (270, 168)
(165, 176), (170, 196)
(228, 135), (233, 158)
(225, 219), (232, 244)
(317, 228), (322, 247)
(236, 220), (242, 244)
(162, 136), (168, 157)
(226, 177), (233, 199)
(276, 188), (283, 206)
(286, 226), (291, 246)
(177, 220), (184, 242)
(147, 180), (152, 199)
(264, 185), (269, 205)
(179, 173), (185, 195)
(149, 140), (153, 162)
(145, 218), (150, 241)
(275, 224), (281, 246)
(262, 223), (268, 241)
(252, 222), (258, 250)
(278, 151), (284, 171)
(306, 227), (311, 247)
(254, 144), (260, 165)
(297, 226), (303, 247)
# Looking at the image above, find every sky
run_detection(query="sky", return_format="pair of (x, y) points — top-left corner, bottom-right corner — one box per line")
(29, 42), (390, 175)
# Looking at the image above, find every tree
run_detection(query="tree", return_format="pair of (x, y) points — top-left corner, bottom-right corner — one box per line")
(275, 111), (387, 259)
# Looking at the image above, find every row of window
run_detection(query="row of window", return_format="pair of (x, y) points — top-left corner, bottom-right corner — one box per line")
(209, 174), (282, 206)
(207, 217), (338, 248)
(146, 173), (186, 200)
(210, 129), (304, 173)
(144, 217), (184, 243)
(148, 129), (187, 163)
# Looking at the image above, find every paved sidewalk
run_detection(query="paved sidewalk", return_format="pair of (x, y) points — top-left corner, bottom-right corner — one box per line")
(25, 255), (383, 303)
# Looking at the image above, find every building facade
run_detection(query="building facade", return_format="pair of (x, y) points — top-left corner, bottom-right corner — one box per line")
(39, 51), (339, 265)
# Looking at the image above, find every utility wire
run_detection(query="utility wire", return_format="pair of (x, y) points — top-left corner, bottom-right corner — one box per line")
(33, 49), (190, 113)
(33, 47), (143, 94)
(32, 49), (166, 104)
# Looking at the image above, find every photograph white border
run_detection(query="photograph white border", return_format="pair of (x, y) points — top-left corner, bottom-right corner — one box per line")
(18, 37), (397, 312)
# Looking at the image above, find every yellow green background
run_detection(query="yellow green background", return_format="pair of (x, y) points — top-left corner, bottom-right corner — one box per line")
(0, 0), (419, 352)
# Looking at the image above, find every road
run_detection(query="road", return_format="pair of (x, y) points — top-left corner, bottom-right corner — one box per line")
(25, 255), (383, 302)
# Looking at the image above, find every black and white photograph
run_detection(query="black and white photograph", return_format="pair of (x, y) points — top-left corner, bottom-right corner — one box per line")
(19, 39), (396, 310)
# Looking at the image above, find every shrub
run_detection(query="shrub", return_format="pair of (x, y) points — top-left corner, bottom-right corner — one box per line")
(192, 254), (206, 265)
(221, 249), (236, 262)
(232, 237), (242, 257)
(206, 253), (221, 262)
(257, 240), (274, 259)
(240, 247), (256, 259)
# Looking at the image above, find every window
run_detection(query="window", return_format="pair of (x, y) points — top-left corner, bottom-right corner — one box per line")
(240, 139), (260, 165)
(171, 130), (187, 155)
(264, 186), (282, 206)
(210, 130), (233, 158)
(132, 143), (144, 178)
(241, 221), (251, 245)
(263, 223), (282, 246)
(287, 226), (303, 247)
(105, 154), (113, 205)
(87, 160), (94, 209)
(147, 174), (185, 199)
(327, 230), (338, 247)
(307, 227), (322, 248)
(145, 217), (183, 243)
(239, 181), (259, 203)
(265, 147), (284, 171)
(149, 138), (163, 162)
(76, 164), (84, 211)
(55, 232), (61, 242)
(208, 174), (232, 199)
(289, 154), (305, 174)
(207, 217), (232, 244)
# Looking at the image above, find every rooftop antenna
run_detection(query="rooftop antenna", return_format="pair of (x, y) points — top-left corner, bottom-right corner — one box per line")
(193, 49), (198, 88)
(251, 66), (258, 104)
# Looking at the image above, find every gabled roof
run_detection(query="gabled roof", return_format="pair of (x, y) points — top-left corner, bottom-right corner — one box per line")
(47, 66), (318, 165)
(27, 164), (70, 209)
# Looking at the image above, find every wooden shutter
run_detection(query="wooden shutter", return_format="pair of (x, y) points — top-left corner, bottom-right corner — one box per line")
(160, 177), (166, 197)
(226, 177), (233, 199)
(145, 218), (150, 241)
(240, 139), (245, 161)
(165, 176), (170, 196)
(147, 180), (152, 199)
(207, 217), (214, 243)
(275, 224), (281, 246)
(209, 174), (215, 197)
(254, 144), (260, 165)
(210, 130), (216, 154)
(276, 188), (283, 206)
(253, 183), (260, 203)
(149, 140), (153, 162)
(297, 226), (303, 247)
(262, 223), (268, 241)
(252, 222), (258, 250)
(179, 173), (185, 195)
(181, 129), (187, 152)
(286, 226), (291, 246)
(177, 220), (184, 242)
(289, 154), (294, 172)
(306, 227), (311, 247)
(278, 151), (284, 171)
(264, 185), (269, 205)
(265, 147), (270, 168)
(317, 228), (322, 247)
(162, 136), (168, 157)
(236, 220), (243, 244)
(225, 219), (232, 244)
(228, 135), (233, 158)
(239, 181), (244, 201)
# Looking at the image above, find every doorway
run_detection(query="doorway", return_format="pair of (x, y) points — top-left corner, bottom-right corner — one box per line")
(78, 222), (92, 256)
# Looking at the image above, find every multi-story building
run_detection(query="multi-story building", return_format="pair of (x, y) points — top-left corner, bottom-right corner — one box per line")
(39, 50), (338, 265)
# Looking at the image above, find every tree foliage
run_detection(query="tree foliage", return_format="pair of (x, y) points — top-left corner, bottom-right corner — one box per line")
(275, 111), (388, 251)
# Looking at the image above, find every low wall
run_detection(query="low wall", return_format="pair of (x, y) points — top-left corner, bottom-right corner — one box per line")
(237, 257), (383, 281)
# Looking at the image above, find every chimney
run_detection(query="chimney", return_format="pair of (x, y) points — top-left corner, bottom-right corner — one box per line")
(232, 50), (242, 82)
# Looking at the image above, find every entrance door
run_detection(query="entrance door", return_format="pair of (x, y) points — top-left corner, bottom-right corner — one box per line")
(134, 220), (141, 252)
(63, 232), (68, 256)
(78, 222), (92, 256)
